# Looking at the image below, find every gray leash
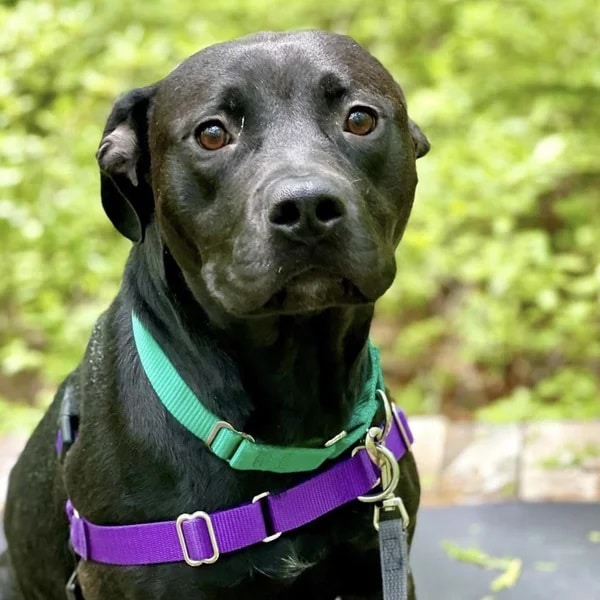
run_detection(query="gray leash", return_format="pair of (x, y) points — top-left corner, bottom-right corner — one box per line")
(378, 509), (409, 600)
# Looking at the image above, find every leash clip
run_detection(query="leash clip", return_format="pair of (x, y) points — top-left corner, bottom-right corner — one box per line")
(373, 496), (410, 531)
(356, 441), (400, 504)
(356, 390), (410, 531)
(356, 390), (400, 503)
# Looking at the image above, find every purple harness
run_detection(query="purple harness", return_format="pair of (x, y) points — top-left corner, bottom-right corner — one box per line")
(59, 407), (412, 567)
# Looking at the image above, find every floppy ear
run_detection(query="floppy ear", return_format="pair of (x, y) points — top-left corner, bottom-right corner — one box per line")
(96, 84), (158, 242)
(409, 118), (430, 159)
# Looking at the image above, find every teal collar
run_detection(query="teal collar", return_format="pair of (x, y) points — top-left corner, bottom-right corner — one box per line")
(131, 312), (385, 473)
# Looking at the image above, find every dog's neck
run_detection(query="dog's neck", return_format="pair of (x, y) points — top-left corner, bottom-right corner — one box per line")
(215, 306), (374, 445)
(125, 238), (376, 445)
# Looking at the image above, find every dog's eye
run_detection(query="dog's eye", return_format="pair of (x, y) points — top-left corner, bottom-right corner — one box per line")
(196, 121), (231, 150)
(344, 108), (377, 136)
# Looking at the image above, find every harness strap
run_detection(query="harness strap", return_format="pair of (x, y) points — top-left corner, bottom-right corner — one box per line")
(67, 407), (413, 567)
(132, 312), (384, 473)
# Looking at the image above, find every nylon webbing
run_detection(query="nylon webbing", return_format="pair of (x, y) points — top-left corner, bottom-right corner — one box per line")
(379, 517), (409, 600)
(131, 312), (384, 473)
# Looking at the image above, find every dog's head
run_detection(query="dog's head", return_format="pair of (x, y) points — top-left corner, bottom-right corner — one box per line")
(97, 31), (429, 318)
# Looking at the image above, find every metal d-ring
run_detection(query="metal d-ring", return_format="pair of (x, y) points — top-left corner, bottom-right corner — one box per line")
(362, 389), (394, 463)
(376, 389), (394, 440)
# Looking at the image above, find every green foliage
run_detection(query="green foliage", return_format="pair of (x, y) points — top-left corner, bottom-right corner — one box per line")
(477, 369), (600, 422)
(1, 0), (598, 419)
(0, 397), (41, 434)
(442, 540), (522, 592)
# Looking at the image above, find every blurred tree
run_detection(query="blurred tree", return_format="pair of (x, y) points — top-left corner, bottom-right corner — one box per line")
(0, 0), (598, 423)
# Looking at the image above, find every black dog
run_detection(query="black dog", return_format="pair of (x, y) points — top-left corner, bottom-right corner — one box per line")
(2, 31), (429, 599)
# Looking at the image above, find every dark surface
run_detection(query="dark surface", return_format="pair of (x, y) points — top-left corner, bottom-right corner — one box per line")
(3, 502), (599, 598)
(411, 502), (600, 600)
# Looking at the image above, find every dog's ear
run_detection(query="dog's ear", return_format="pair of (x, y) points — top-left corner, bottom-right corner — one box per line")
(96, 84), (158, 242)
(409, 118), (430, 159)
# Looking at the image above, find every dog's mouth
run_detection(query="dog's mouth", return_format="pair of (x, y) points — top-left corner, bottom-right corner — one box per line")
(257, 269), (369, 315)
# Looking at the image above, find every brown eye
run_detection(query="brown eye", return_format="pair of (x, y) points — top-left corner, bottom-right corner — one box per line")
(196, 121), (230, 150)
(345, 108), (377, 136)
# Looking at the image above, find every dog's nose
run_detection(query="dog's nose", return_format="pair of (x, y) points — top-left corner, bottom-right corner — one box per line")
(268, 177), (347, 243)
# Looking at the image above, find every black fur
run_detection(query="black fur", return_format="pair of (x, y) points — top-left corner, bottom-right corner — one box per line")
(2, 31), (427, 599)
